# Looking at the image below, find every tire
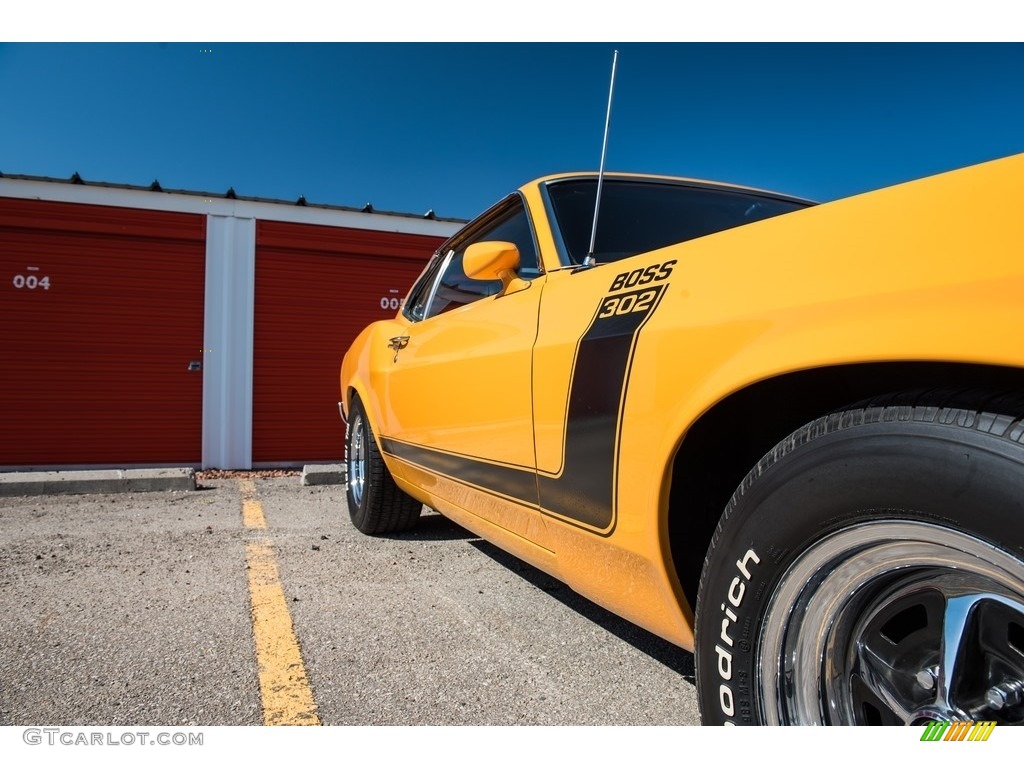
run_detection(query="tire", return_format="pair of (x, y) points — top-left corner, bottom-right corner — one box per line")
(345, 395), (422, 535)
(695, 401), (1024, 725)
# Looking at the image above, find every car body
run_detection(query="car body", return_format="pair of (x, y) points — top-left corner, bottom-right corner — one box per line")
(339, 155), (1024, 725)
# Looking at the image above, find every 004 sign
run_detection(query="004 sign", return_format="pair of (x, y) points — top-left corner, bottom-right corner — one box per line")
(12, 268), (50, 290)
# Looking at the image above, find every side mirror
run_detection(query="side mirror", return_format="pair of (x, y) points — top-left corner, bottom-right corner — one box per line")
(463, 241), (530, 296)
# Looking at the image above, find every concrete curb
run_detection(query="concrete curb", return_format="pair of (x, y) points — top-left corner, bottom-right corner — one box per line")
(301, 464), (346, 486)
(0, 468), (196, 497)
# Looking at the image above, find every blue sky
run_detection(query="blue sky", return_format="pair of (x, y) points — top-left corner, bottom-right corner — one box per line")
(2, 41), (1023, 221)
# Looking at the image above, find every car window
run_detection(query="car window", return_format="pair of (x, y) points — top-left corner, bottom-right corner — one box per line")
(422, 200), (540, 319)
(478, 203), (539, 278)
(546, 179), (811, 265)
(403, 253), (447, 322)
(426, 249), (502, 317)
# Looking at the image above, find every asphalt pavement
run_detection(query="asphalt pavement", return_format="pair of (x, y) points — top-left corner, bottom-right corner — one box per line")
(0, 474), (700, 726)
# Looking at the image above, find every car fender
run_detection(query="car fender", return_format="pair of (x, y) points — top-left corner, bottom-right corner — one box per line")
(589, 154), (1024, 646)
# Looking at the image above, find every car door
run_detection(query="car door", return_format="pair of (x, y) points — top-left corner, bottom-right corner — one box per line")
(379, 197), (549, 543)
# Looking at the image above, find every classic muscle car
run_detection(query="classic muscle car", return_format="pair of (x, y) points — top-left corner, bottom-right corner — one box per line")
(339, 155), (1024, 725)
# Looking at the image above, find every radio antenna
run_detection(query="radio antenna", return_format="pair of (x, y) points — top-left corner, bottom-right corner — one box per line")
(583, 49), (619, 268)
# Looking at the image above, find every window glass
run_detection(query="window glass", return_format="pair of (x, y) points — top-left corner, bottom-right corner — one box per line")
(403, 254), (446, 322)
(423, 201), (540, 319)
(426, 249), (501, 317)
(481, 205), (539, 277)
(547, 179), (811, 265)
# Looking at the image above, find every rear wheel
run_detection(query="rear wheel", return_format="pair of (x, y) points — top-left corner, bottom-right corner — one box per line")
(695, 402), (1024, 725)
(346, 395), (422, 535)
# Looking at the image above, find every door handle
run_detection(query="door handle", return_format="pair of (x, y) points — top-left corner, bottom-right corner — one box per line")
(388, 335), (409, 361)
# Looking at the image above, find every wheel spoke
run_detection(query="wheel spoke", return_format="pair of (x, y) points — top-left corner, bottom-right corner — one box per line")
(854, 641), (916, 723)
(931, 589), (1024, 718)
(934, 594), (978, 716)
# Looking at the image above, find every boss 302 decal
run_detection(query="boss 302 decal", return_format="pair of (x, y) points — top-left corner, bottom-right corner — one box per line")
(380, 259), (675, 534)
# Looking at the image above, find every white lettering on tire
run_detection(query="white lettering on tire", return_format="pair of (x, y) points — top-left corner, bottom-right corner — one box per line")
(717, 548), (760, 723)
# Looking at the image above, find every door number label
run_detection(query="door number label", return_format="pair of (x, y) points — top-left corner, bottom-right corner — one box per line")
(11, 266), (50, 290)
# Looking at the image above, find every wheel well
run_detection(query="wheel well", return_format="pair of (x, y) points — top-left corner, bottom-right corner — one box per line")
(667, 362), (1024, 612)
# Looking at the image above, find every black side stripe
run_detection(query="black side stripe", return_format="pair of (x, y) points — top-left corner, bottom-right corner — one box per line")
(380, 283), (667, 534)
(378, 438), (540, 508)
(537, 284), (666, 529)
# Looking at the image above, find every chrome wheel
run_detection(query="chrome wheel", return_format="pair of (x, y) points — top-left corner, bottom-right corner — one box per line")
(347, 413), (366, 507)
(759, 521), (1024, 725)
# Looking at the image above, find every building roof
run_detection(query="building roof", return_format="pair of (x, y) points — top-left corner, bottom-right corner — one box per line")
(0, 171), (467, 238)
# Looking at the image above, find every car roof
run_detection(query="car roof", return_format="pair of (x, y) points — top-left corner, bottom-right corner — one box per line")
(522, 171), (817, 206)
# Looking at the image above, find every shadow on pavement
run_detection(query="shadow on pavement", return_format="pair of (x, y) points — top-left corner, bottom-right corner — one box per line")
(382, 509), (479, 542)
(469, 538), (696, 683)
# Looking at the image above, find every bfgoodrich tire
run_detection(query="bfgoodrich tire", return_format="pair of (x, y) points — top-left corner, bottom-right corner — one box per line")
(695, 403), (1024, 725)
(346, 395), (422, 535)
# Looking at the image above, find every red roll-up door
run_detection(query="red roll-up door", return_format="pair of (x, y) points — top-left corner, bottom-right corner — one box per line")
(254, 220), (442, 464)
(0, 197), (206, 467)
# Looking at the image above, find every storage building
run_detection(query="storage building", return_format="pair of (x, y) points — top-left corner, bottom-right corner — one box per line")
(0, 174), (461, 469)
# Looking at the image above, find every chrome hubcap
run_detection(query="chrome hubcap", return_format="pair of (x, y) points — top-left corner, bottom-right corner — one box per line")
(759, 521), (1024, 725)
(347, 415), (366, 506)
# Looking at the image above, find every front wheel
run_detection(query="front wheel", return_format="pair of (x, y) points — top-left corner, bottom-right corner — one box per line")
(695, 403), (1024, 725)
(345, 395), (422, 535)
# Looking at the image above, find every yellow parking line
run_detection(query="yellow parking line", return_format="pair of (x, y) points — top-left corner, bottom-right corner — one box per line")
(238, 479), (320, 726)
(239, 480), (266, 529)
(242, 499), (267, 530)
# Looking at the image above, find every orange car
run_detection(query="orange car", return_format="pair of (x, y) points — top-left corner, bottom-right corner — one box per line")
(339, 155), (1024, 725)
